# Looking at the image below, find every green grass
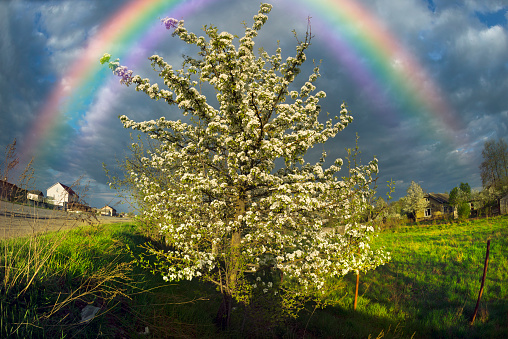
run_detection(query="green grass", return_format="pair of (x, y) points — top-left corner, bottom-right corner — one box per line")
(0, 222), (222, 338)
(1, 217), (507, 338)
(301, 216), (508, 338)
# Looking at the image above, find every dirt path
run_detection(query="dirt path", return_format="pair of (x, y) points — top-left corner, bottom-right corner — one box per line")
(0, 200), (131, 239)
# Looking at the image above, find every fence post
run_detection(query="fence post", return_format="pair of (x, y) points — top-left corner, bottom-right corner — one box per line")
(470, 239), (490, 325)
(354, 272), (359, 310)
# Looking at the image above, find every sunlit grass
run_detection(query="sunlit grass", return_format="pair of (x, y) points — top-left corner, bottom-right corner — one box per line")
(306, 215), (508, 338)
(0, 221), (224, 338)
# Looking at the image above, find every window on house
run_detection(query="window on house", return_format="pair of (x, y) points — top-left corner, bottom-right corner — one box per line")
(425, 208), (431, 217)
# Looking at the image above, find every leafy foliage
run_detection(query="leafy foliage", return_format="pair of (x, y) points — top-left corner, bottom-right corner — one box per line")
(449, 182), (472, 219)
(449, 182), (471, 206)
(457, 202), (471, 220)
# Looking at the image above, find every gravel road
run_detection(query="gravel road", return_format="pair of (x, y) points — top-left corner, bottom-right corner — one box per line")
(0, 200), (130, 239)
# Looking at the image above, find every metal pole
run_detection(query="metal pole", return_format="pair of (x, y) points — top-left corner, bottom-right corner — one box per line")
(471, 239), (490, 325)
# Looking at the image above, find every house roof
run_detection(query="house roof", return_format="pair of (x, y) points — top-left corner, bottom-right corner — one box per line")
(426, 193), (450, 204)
(47, 182), (77, 196)
(28, 190), (44, 196)
(60, 183), (77, 196)
(0, 180), (18, 190)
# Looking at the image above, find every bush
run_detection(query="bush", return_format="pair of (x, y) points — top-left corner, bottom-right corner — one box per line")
(457, 202), (471, 220)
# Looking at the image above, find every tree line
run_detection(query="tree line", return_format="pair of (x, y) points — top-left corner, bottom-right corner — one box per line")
(373, 137), (508, 222)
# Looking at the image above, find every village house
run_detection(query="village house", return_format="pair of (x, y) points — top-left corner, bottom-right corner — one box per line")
(0, 179), (27, 202)
(98, 205), (117, 216)
(27, 190), (44, 202)
(67, 202), (92, 213)
(0, 179), (18, 201)
(46, 182), (79, 210)
(416, 193), (455, 221)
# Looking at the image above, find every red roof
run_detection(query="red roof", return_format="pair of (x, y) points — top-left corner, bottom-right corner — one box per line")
(59, 182), (77, 196)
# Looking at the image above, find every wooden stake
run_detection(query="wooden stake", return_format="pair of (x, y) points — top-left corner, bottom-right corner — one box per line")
(471, 239), (490, 325)
(354, 272), (359, 310)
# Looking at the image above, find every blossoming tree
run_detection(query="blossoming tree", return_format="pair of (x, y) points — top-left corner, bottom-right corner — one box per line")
(102, 3), (388, 328)
(401, 181), (429, 221)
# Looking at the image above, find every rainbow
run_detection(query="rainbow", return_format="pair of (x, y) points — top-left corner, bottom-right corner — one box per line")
(21, 0), (461, 164)
(21, 0), (218, 163)
(293, 0), (459, 133)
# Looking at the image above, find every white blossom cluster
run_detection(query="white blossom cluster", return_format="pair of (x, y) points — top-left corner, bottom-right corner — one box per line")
(103, 3), (389, 301)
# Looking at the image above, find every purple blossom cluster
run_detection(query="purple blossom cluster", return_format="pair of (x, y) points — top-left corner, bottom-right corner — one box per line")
(114, 65), (133, 85)
(161, 17), (178, 30)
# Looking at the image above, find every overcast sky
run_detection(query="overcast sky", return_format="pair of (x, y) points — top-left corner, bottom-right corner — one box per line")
(1, 0), (507, 212)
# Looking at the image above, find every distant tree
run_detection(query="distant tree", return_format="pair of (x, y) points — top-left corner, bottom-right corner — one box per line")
(460, 182), (471, 197)
(375, 197), (388, 213)
(472, 188), (497, 217)
(401, 181), (428, 221)
(480, 138), (508, 191)
(449, 182), (472, 219)
(449, 187), (459, 205)
(449, 182), (471, 206)
(457, 202), (471, 220)
(388, 199), (403, 217)
(370, 196), (388, 222)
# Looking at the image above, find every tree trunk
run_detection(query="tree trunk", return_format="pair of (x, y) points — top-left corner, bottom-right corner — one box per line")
(215, 293), (233, 330)
(215, 193), (245, 330)
(229, 193), (245, 291)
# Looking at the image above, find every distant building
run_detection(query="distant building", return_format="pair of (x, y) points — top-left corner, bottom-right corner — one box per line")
(47, 182), (79, 210)
(27, 190), (44, 202)
(68, 202), (92, 213)
(0, 179), (27, 202)
(98, 205), (117, 216)
(0, 179), (18, 201)
(416, 193), (455, 221)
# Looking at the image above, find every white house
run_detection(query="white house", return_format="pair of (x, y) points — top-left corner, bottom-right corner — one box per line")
(47, 182), (79, 209)
(98, 205), (117, 216)
(27, 190), (44, 202)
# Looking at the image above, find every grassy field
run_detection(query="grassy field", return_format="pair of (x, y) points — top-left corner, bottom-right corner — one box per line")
(0, 222), (222, 338)
(1, 216), (507, 337)
(303, 216), (508, 338)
